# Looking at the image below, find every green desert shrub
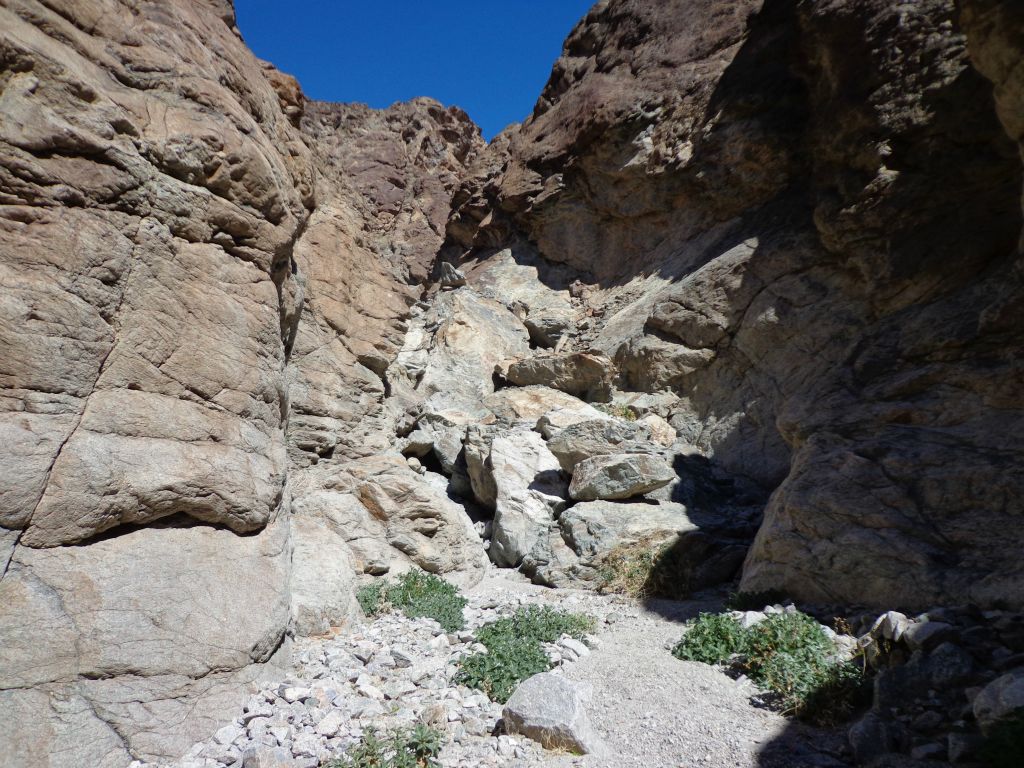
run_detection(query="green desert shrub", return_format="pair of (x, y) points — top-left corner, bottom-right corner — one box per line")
(671, 612), (749, 663)
(673, 610), (868, 724)
(456, 605), (594, 703)
(324, 724), (442, 768)
(355, 570), (467, 632)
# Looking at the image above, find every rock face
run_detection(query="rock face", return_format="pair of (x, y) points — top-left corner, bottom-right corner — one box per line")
(0, 1), (484, 765)
(3, 0), (1024, 763)
(447, 0), (1024, 610)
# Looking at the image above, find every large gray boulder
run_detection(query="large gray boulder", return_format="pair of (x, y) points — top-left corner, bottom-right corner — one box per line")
(502, 351), (615, 402)
(486, 430), (568, 567)
(483, 385), (601, 429)
(568, 453), (676, 500)
(973, 669), (1024, 733)
(502, 673), (609, 756)
(546, 419), (659, 473)
(559, 501), (697, 558)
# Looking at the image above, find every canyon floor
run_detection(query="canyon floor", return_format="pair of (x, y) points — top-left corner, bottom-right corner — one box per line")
(145, 574), (851, 768)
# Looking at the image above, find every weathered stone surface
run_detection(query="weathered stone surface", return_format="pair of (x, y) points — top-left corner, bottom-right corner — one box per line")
(487, 430), (568, 568)
(332, 456), (488, 585)
(546, 419), (658, 473)
(483, 386), (602, 429)
(502, 673), (608, 756)
(568, 453), (676, 501)
(503, 351), (614, 402)
(290, 514), (358, 636)
(972, 669), (1024, 733)
(448, 0), (1024, 610)
(559, 501), (698, 560)
(535, 402), (610, 440)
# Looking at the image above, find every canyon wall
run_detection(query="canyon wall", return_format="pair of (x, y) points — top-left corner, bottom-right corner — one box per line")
(449, 0), (1024, 610)
(1, 0), (1022, 765)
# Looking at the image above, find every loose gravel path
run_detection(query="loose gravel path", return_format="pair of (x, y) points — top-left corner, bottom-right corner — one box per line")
(145, 573), (852, 768)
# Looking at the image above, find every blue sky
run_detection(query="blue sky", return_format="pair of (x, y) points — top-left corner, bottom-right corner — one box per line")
(235, 1), (596, 140)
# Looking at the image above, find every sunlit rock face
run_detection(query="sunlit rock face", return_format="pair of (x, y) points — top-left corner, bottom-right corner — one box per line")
(2, 0), (1023, 764)
(0, 1), (483, 764)
(447, 0), (1024, 610)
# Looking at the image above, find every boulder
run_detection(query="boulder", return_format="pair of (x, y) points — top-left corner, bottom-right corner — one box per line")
(486, 430), (568, 567)
(289, 512), (358, 636)
(535, 403), (610, 439)
(502, 351), (615, 402)
(546, 419), (658, 473)
(558, 501), (698, 558)
(568, 453), (676, 501)
(464, 424), (500, 509)
(636, 413), (677, 447)
(973, 669), (1024, 733)
(467, 247), (576, 349)
(439, 261), (467, 288)
(483, 386), (602, 428)
(502, 673), (609, 756)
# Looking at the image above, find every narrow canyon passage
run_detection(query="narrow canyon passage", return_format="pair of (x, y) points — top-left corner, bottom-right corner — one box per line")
(2, 0), (1022, 766)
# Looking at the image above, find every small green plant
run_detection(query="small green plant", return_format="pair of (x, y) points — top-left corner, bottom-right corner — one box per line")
(724, 589), (788, 611)
(355, 570), (467, 632)
(456, 605), (594, 703)
(596, 402), (637, 421)
(476, 604), (594, 647)
(672, 610), (868, 724)
(672, 612), (749, 663)
(596, 537), (691, 599)
(325, 724), (442, 768)
(980, 710), (1024, 768)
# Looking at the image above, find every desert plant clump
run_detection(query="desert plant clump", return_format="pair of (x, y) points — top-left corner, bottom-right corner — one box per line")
(671, 612), (749, 663)
(355, 570), (467, 632)
(324, 724), (442, 768)
(595, 537), (691, 599)
(456, 605), (595, 703)
(595, 402), (637, 421)
(672, 610), (869, 724)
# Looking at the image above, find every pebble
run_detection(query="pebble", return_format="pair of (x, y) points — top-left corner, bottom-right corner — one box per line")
(133, 586), (615, 768)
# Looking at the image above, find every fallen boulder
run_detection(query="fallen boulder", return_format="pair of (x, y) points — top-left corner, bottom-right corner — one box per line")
(568, 453), (676, 501)
(546, 419), (658, 473)
(502, 351), (614, 402)
(502, 673), (609, 756)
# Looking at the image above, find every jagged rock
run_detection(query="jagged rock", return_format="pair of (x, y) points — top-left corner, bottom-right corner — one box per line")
(451, 0), (1024, 612)
(546, 419), (658, 473)
(502, 351), (615, 402)
(343, 456), (488, 583)
(389, 288), (529, 419)
(241, 746), (301, 768)
(903, 621), (957, 652)
(568, 453), (676, 501)
(502, 673), (609, 756)
(558, 501), (697, 559)
(972, 669), (1024, 733)
(636, 413), (677, 447)
(535, 403), (611, 440)
(486, 430), (568, 568)
(439, 261), (467, 288)
(466, 246), (575, 349)
(464, 425), (500, 509)
(484, 386), (604, 428)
